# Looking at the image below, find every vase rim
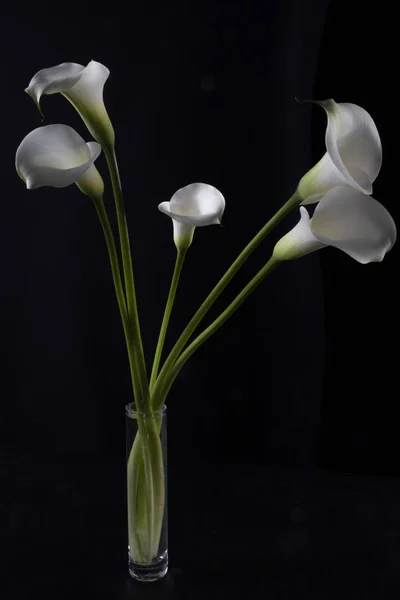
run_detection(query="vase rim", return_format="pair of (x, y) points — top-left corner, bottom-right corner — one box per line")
(125, 402), (166, 418)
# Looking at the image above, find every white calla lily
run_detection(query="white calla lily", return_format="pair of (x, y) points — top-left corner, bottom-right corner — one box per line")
(273, 186), (396, 264)
(298, 100), (382, 204)
(158, 183), (225, 249)
(16, 124), (104, 198)
(25, 60), (115, 148)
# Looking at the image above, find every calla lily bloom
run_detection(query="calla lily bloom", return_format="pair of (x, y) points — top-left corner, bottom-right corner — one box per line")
(25, 60), (115, 148)
(158, 183), (225, 249)
(273, 186), (396, 264)
(298, 100), (382, 204)
(16, 124), (104, 198)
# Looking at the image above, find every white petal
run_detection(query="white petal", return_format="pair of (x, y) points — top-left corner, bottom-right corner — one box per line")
(158, 201), (219, 226)
(159, 184), (225, 249)
(75, 163), (104, 199)
(324, 100), (382, 192)
(300, 152), (349, 205)
(16, 124), (101, 189)
(273, 207), (327, 260)
(63, 60), (110, 116)
(298, 99), (382, 202)
(25, 62), (85, 107)
(172, 221), (195, 249)
(311, 186), (396, 263)
(26, 60), (114, 147)
(160, 182), (225, 226)
(63, 60), (114, 147)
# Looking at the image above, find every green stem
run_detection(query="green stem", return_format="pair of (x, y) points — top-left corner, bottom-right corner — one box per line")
(103, 145), (149, 411)
(145, 416), (165, 553)
(128, 411), (164, 548)
(102, 146), (156, 554)
(102, 147), (166, 561)
(151, 189), (302, 409)
(127, 415), (165, 562)
(127, 435), (148, 561)
(91, 195), (155, 557)
(154, 256), (281, 410)
(91, 196), (141, 399)
(150, 247), (187, 389)
(91, 196), (128, 323)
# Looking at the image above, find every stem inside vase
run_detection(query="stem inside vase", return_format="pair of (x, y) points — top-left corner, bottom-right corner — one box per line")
(126, 403), (168, 582)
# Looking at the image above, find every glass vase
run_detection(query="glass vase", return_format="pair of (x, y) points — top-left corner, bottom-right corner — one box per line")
(125, 402), (168, 582)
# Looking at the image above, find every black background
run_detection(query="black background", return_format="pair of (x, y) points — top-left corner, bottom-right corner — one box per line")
(1, 1), (400, 597)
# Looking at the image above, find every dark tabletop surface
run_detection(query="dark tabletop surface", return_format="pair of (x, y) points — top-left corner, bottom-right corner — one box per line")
(2, 449), (400, 599)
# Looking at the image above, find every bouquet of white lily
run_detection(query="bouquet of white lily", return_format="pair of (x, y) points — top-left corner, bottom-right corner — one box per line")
(15, 60), (396, 582)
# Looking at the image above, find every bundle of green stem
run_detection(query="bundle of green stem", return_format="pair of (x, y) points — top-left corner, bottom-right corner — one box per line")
(94, 141), (302, 562)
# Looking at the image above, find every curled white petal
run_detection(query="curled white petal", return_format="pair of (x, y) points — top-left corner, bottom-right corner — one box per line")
(158, 183), (225, 249)
(299, 99), (382, 203)
(25, 62), (85, 107)
(311, 186), (396, 263)
(160, 183), (225, 225)
(16, 124), (101, 189)
(326, 100), (382, 189)
(25, 60), (114, 147)
(273, 207), (327, 260)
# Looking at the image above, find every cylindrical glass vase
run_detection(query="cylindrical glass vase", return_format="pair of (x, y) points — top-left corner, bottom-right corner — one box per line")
(125, 403), (168, 582)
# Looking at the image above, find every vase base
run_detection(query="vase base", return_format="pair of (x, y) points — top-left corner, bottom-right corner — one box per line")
(128, 550), (168, 582)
